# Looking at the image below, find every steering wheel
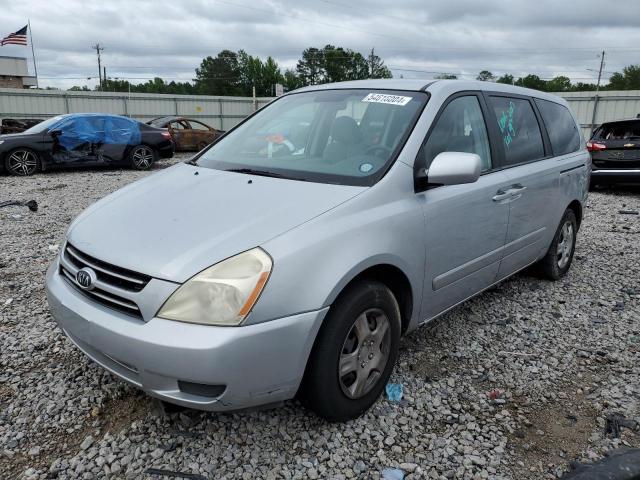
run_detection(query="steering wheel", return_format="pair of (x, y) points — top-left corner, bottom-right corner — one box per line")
(365, 145), (392, 159)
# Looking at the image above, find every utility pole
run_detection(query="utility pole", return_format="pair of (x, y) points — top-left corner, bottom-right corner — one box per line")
(590, 50), (605, 135)
(103, 66), (107, 90)
(92, 43), (104, 90)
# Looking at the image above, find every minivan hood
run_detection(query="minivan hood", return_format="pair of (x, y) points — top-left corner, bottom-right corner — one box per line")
(68, 163), (364, 282)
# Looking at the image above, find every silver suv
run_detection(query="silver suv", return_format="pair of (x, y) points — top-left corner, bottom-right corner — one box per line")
(46, 80), (589, 421)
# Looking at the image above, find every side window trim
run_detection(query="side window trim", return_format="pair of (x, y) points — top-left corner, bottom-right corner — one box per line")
(415, 91), (497, 175)
(481, 91), (551, 170)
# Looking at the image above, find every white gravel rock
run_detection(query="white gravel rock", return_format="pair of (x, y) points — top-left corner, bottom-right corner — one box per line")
(0, 161), (638, 479)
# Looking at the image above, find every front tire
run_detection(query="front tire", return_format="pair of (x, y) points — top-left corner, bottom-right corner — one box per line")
(4, 148), (40, 176)
(300, 280), (401, 422)
(539, 209), (578, 280)
(130, 145), (157, 170)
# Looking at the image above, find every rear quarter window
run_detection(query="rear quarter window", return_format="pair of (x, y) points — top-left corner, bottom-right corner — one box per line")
(535, 99), (581, 155)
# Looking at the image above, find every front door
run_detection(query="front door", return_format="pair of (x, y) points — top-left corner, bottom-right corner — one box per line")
(416, 94), (511, 319)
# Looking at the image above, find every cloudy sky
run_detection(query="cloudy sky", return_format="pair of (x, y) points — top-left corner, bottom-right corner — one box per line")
(1, 0), (640, 90)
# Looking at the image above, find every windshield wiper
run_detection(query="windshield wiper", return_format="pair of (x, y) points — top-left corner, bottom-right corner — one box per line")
(225, 168), (306, 181)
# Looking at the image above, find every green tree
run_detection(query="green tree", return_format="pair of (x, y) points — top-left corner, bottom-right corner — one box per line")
(607, 65), (640, 90)
(323, 45), (369, 83)
(546, 76), (572, 92)
(283, 69), (302, 91)
(195, 50), (242, 95)
(476, 70), (495, 82)
(496, 74), (514, 85)
(367, 49), (392, 79)
(434, 73), (457, 79)
(296, 47), (325, 85)
(516, 74), (547, 91)
(68, 85), (91, 91)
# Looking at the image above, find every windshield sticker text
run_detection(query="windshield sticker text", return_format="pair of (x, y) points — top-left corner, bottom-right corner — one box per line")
(362, 93), (412, 106)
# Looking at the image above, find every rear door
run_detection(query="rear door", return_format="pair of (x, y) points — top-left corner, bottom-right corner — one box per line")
(418, 93), (511, 319)
(169, 120), (192, 150)
(485, 94), (559, 278)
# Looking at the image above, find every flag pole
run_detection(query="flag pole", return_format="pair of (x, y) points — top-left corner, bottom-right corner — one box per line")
(28, 20), (39, 88)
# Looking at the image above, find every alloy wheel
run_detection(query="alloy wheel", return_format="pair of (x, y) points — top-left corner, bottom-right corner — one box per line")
(556, 220), (574, 269)
(132, 146), (153, 169)
(338, 308), (391, 399)
(7, 150), (38, 176)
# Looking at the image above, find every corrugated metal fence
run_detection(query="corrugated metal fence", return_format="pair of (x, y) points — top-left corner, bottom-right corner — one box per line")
(2, 87), (640, 137)
(0, 88), (273, 130)
(557, 90), (640, 138)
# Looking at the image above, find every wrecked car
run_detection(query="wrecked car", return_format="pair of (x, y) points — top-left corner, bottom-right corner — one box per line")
(147, 116), (224, 151)
(0, 113), (174, 176)
(588, 117), (640, 187)
(46, 80), (589, 421)
(0, 118), (44, 134)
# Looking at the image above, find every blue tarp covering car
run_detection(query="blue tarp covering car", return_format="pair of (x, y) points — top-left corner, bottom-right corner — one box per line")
(0, 113), (174, 176)
(50, 114), (142, 150)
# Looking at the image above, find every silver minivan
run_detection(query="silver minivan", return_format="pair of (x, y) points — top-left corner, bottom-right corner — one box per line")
(46, 80), (589, 421)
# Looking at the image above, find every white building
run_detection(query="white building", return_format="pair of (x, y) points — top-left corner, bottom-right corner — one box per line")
(0, 56), (37, 88)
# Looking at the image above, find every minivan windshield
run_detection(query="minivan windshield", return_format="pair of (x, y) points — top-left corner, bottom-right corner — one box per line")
(194, 89), (428, 186)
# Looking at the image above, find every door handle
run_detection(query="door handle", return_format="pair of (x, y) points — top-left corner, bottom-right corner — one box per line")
(492, 189), (513, 202)
(492, 184), (527, 202)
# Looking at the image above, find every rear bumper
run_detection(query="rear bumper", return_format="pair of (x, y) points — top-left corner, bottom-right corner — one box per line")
(45, 260), (327, 411)
(591, 169), (640, 184)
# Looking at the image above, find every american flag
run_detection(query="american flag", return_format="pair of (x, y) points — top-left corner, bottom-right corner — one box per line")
(1, 25), (28, 46)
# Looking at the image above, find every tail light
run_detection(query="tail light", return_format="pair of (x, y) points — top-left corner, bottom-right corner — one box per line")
(161, 131), (172, 140)
(586, 141), (606, 152)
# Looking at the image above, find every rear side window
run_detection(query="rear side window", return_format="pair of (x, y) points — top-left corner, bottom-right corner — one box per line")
(489, 96), (545, 166)
(535, 99), (581, 155)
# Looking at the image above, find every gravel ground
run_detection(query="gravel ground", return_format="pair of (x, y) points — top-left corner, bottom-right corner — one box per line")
(1, 156), (639, 480)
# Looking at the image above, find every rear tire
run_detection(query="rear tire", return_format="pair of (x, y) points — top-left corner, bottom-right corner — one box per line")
(4, 148), (41, 176)
(538, 209), (578, 280)
(300, 280), (401, 422)
(129, 145), (157, 170)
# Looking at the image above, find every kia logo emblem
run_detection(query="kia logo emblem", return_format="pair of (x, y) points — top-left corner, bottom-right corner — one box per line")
(76, 267), (97, 291)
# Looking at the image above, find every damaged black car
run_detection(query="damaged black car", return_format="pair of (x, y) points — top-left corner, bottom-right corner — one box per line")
(0, 113), (174, 176)
(588, 118), (640, 187)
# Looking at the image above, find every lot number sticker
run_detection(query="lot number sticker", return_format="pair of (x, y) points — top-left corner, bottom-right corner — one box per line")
(362, 93), (412, 106)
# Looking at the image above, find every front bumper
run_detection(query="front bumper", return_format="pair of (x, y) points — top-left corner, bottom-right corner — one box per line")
(45, 260), (327, 411)
(591, 168), (640, 184)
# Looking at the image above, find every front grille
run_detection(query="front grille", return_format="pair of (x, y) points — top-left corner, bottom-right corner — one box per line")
(59, 243), (150, 318)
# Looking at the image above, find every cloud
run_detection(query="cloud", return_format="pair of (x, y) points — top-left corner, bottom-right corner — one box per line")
(1, 0), (639, 90)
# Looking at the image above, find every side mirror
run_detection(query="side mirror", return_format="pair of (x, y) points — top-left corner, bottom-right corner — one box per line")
(416, 152), (482, 190)
(49, 129), (62, 137)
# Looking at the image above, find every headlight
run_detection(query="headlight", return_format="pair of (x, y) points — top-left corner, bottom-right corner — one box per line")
(157, 248), (272, 326)
(0, 140), (4, 145)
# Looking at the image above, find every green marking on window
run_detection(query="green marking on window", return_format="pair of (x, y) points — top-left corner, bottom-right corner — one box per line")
(497, 101), (517, 148)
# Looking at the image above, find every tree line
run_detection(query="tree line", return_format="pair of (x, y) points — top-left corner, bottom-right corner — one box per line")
(472, 66), (640, 92)
(69, 45), (391, 96)
(67, 46), (640, 95)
